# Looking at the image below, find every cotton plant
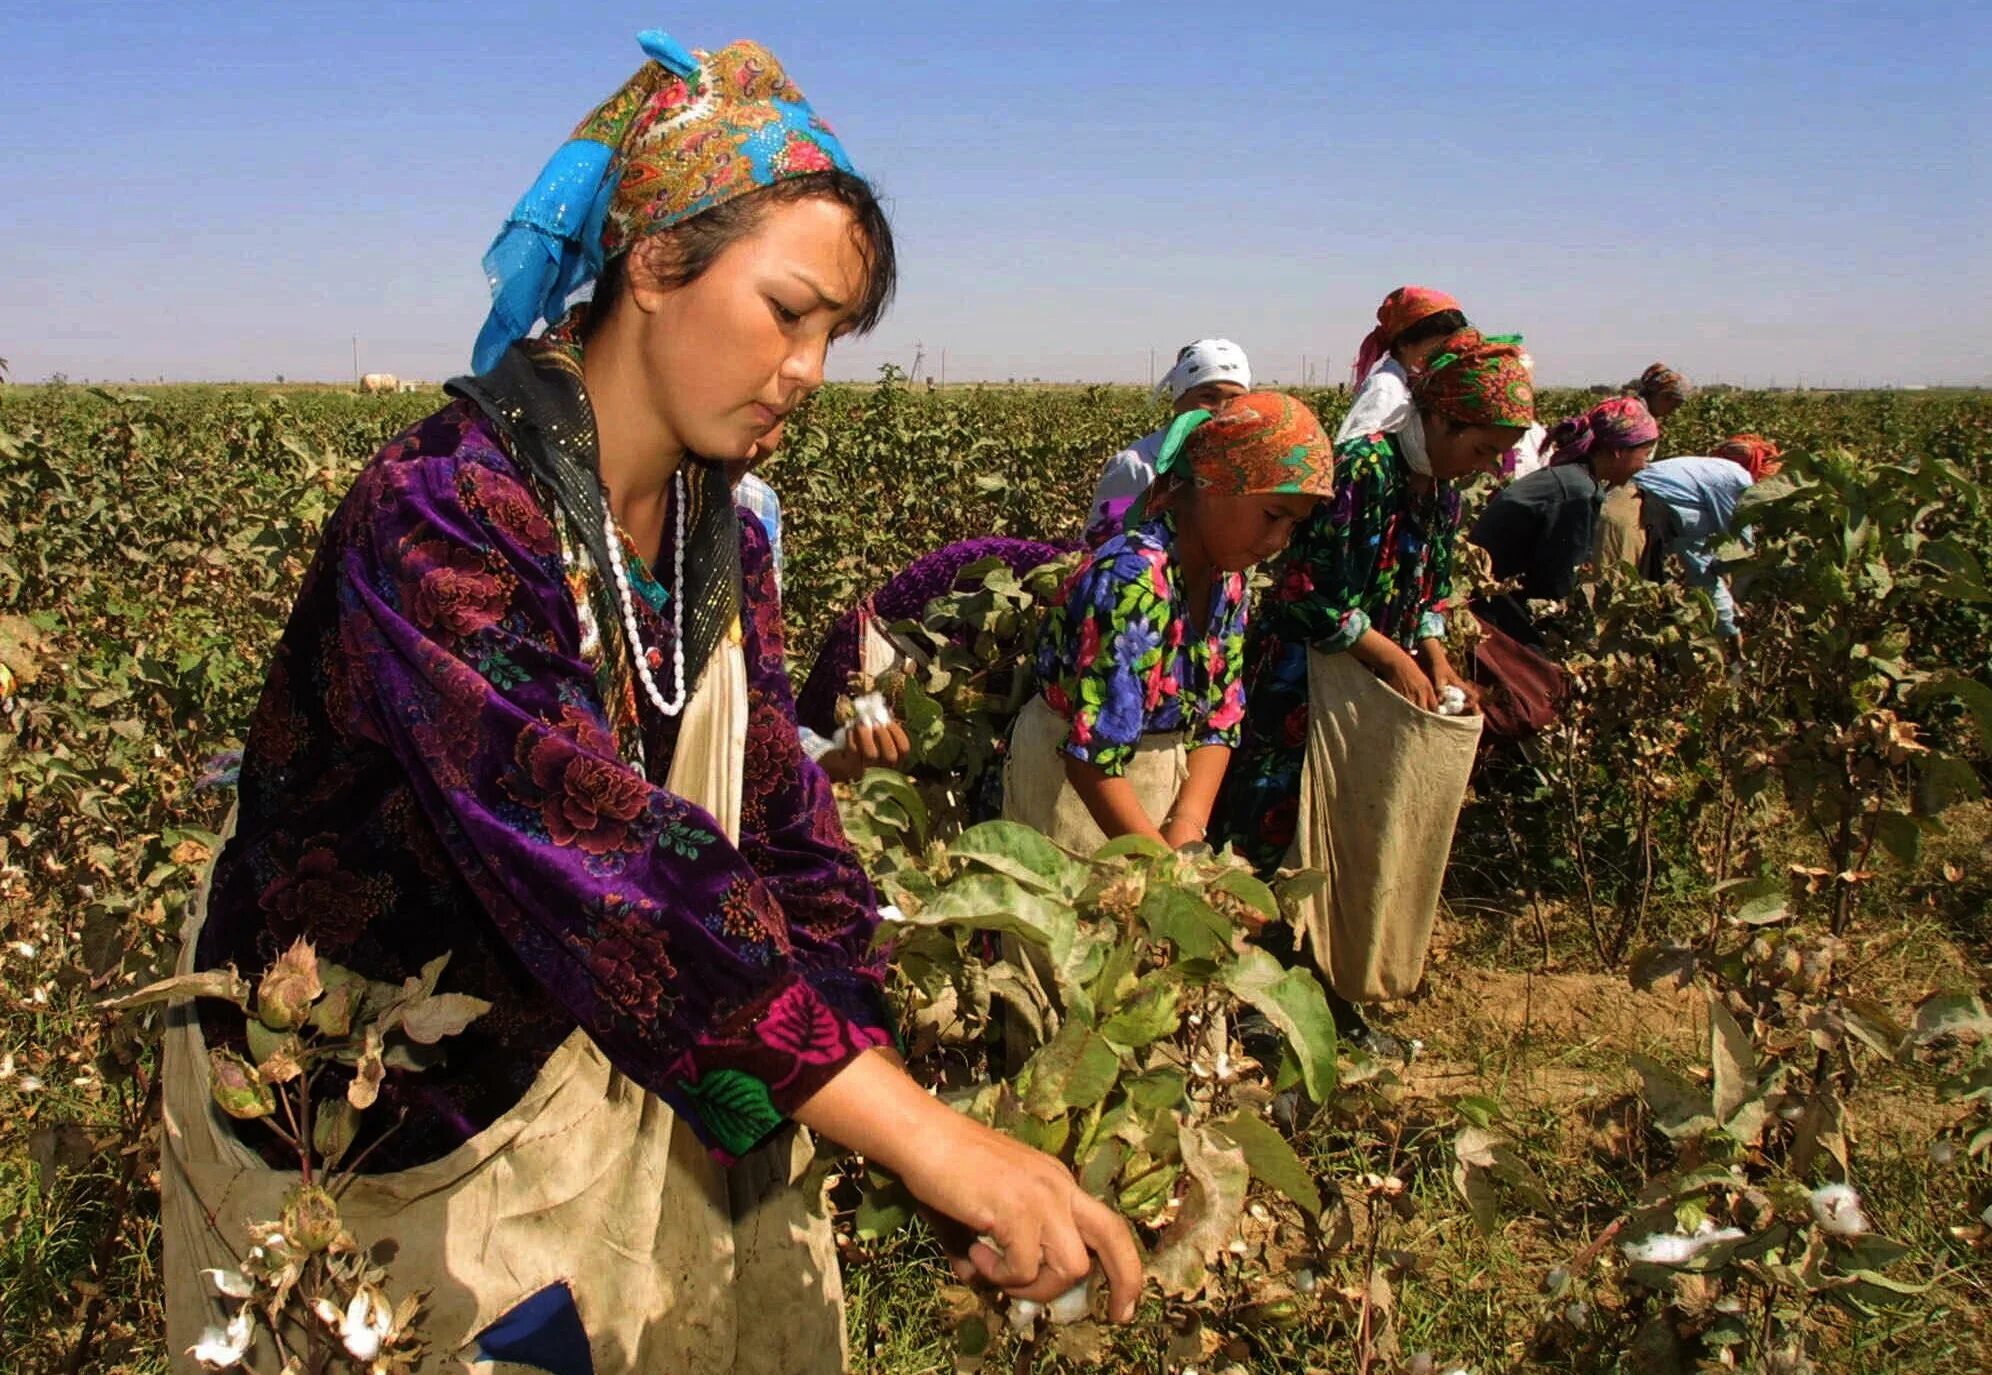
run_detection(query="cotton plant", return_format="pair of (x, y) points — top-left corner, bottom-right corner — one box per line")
(831, 808), (1343, 1368)
(104, 938), (487, 1371)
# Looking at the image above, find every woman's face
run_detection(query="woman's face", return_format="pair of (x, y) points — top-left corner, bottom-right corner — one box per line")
(1175, 380), (1246, 416)
(1645, 391), (1684, 420)
(1394, 333), (1448, 373)
(1426, 417), (1526, 481)
(1181, 490), (1321, 572)
(1594, 439), (1657, 487)
(626, 197), (867, 462)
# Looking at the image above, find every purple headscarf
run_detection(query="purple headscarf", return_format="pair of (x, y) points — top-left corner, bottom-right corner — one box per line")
(1546, 396), (1660, 467)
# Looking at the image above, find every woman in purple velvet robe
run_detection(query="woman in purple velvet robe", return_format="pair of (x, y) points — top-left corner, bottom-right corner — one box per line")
(166, 27), (1137, 1373)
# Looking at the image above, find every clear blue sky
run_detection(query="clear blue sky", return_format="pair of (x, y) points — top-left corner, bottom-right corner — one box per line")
(5, 1), (1988, 387)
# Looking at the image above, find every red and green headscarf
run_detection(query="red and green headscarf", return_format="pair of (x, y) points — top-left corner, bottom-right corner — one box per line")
(1409, 329), (1536, 430)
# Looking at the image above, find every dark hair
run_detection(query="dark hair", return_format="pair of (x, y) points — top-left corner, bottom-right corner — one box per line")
(1393, 308), (1470, 351)
(584, 169), (896, 338)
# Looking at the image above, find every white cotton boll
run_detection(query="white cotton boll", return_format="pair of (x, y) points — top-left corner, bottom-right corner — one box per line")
(1621, 1234), (1701, 1265)
(876, 904), (906, 924)
(1437, 685), (1468, 716)
(201, 1268), (254, 1299)
(338, 1289), (393, 1362)
(1046, 1280), (1092, 1325)
(1808, 1183), (1870, 1237)
(1621, 1226), (1743, 1266)
(1007, 1299), (1042, 1335)
(1929, 1140), (1956, 1166)
(852, 692), (893, 729)
(188, 1308), (254, 1368)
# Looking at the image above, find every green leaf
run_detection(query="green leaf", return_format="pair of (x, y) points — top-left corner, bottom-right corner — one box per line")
(854, 1174), (916, 1240)
(1914, 673), (1992, 753)
(1210, 1109), (1322, 1214)
(1872, 811), (1925, 867)
(1219, 946), (1338, 1102)
(1911, 992), (1992, 1045)
(1099, 973), (1182, 1050)
(1122, 1067), (1188, 1116)
(1209, 870), (1280, 923)
(1092, 834), (1171, 862)
(1019, 1019), (1121, 1120)
(950, 821), (1089, 899)
(1915, 755), (1982, 817)
(313, 1099), (360, 1169)
(905, 872), (1078, 970)
(1629, 1053), (1715, 1140)
(1139, 886), (1231, 961)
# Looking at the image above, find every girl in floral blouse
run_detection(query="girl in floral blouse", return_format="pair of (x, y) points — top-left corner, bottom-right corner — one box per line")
(1005, 392), (1335, 851)
(1216, 330), (1536, 869)
(170, 29), (1137, 1373)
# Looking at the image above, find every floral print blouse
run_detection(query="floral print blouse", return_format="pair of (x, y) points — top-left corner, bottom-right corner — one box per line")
(1261, 430), (1464, 652)
(1034, 512), (1248, 775)
(198, 401), (892, 1169)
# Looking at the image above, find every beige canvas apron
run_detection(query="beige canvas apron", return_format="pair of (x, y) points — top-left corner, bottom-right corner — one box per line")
(1000, 694), (1188, 854)
(1288, 649), (1482, 1003)
(1592, 482), (1649, 573)
(161, 631), (850, 1374)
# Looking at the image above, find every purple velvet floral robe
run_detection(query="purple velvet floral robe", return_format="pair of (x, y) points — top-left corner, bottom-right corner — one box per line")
(198, 400), (892, 1169)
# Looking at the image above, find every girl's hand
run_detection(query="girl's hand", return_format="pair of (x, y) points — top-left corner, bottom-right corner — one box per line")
(795, 1050), (1144, 1321)
(898, 1113), (1144, 1319)
(819, 720), (912, 782)
(1421, 642), (1481, 713)
(1371, 642), (1439, 711)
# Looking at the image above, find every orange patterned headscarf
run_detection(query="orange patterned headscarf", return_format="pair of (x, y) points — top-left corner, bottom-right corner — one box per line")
(1352, 286), (1463, 386)
(1713, 434), (1784, 481)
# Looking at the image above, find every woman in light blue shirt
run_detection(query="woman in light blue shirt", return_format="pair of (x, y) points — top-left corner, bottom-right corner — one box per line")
(1629, 435), (1783, 638)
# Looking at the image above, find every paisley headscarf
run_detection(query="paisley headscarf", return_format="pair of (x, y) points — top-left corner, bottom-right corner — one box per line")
(1713, 433), (1784, 481)
(474, 29), (858, 371)
(1408, 329), (1536, 429)
(1351, 286), (1463, 387)
(1131, 391), (1336, 522)
(1629, 362), (1693, 410)
(1546, 397), (1660, 467)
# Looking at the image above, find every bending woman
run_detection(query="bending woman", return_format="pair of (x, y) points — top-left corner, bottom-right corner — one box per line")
(1087, 338), (1253, 543)
(1470, 396), (1658, 643)
(793, 535), (1075, 780)
(168, 30), (1136, 1374)
(1008, 392), (1335, 852)
(1214, 332), (1535, 1038)
(1631, 434), (1783, 641)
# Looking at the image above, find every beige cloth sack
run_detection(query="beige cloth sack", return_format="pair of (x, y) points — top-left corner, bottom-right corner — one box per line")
(1593, 483), (1649, 572)
(162, 632), (849, 1374)
(1288, 650), (1481, 1003)
(1001, 693), (1187, 853)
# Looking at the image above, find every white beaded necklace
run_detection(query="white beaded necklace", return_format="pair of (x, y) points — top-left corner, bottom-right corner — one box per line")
(604, 467), (688, 718)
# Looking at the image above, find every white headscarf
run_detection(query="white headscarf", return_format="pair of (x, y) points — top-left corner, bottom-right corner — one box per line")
(1156, 338), (1251, 400)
